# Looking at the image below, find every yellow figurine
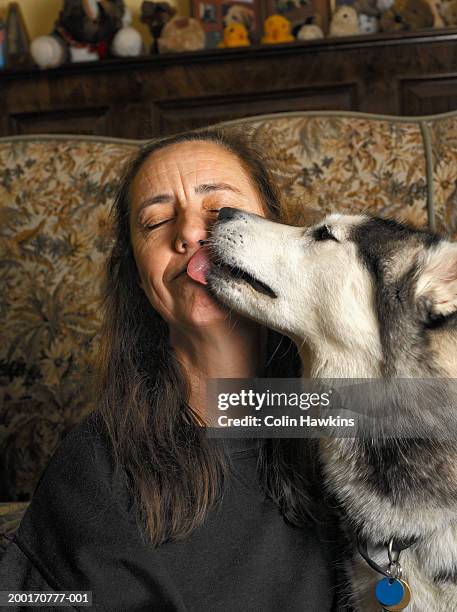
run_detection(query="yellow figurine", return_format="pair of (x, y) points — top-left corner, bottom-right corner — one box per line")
(261, 14), (294, 44)
(218, 23), (250, 48)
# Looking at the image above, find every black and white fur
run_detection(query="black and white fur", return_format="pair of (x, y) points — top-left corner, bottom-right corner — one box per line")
(208, 209), (457, 611)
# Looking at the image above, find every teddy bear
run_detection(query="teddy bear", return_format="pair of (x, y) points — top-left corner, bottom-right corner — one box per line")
(140, 1), (176, 52)
(261, 14), (295, 43)
(30, 0), (142, 69)
(380, 0), (433, 30)
(218, 23), (250, 47)
(157, 16), (205, 53)
(330, 5), (360, 36)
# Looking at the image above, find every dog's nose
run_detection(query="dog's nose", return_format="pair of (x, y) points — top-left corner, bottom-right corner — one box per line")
(218, 207), (240, 222)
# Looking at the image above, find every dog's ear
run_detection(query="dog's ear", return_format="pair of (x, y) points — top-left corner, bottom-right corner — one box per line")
(416, 241), (457, 318)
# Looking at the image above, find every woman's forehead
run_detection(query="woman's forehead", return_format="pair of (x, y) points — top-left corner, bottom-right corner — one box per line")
(132, 140), (254, 194)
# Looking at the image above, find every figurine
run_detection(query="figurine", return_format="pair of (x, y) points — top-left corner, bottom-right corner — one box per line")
(30, 0), (143, 69)
(141, 1), (176, 53)
(157, 16), (205, 53)
(218, 23), (250, 48)
(261, 14), (295, 43)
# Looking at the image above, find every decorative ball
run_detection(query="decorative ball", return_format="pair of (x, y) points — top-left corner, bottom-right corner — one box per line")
(31, 35), (66, 69)
(111, 26), (143, 56)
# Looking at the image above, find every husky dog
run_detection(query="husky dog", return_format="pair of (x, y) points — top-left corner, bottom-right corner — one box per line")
(207, 208), (457, 611)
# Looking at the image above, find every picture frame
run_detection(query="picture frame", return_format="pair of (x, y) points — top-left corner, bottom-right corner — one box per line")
(191, 0), (263, 47)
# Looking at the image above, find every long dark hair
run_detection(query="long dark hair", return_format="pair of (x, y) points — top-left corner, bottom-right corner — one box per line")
(95, 127), (318, 547)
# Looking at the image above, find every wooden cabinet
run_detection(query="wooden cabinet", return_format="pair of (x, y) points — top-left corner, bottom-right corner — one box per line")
(2, 28), (457, 138)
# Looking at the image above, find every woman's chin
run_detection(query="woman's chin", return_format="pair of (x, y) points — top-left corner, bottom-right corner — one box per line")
(177, 288), (231, 328)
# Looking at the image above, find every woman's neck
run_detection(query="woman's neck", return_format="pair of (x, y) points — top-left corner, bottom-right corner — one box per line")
(170, 318), (262, 419)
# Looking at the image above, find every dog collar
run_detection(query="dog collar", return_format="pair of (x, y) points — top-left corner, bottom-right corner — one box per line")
(56, 25), (110, 58)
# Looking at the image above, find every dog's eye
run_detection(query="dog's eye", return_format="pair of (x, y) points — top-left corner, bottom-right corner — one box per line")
(313, 225), (339, 242)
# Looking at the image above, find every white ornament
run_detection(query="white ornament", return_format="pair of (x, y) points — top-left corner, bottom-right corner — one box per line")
(111, 26), (143, 57)
(30, 35), (66, 69)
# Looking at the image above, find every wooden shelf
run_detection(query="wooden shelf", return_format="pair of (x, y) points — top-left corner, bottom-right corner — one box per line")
(2, 27), (457, 79)
(1, 27), (457, 137)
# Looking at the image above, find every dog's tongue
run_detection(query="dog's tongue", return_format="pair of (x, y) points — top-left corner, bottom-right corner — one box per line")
(187, 246), (211, 285)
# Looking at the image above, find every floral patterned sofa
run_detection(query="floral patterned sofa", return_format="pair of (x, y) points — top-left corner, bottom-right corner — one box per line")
(1, 109), (457, 555)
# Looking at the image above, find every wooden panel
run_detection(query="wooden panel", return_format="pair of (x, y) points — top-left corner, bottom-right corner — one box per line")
(2, 30), (457, 137)
(153, 84), (358, 135)
(399, 74), (457, 116)
(8, 107), (109, 135)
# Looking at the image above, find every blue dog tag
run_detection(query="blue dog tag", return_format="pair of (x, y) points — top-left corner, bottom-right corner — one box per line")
(375, 577), (404, 606)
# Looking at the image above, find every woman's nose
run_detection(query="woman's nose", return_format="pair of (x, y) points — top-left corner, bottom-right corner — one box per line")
(173, 210), (208, 253)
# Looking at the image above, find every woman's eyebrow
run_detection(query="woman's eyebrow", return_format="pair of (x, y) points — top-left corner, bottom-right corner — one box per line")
(136, 183), (242, 218)
(135, 194), (173, 222)
(195, 182), (242, 195)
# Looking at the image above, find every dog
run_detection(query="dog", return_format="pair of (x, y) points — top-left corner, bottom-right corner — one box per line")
(207, 208), (457, 611)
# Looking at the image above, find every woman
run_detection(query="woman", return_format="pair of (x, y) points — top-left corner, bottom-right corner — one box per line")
(0, 128), (350, 611)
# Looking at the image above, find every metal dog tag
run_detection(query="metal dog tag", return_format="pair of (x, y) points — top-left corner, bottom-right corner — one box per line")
(376, 577), (411, 610)
(382, 579), (411, 610)
(375, 577), (404, 607)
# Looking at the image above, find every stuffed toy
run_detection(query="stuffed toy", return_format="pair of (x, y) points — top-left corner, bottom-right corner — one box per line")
(440, 0), (457, 24)
(296, 23), (324, 39)
(223, 5), (255, 40)
(330, 5), (360, 36)
(218, 23), (250, 48)
(358, 13), (379, 31)
(261, 14), (295, 43)
(273, 2), (319, 36)
(380, 0), (433, 30)
(354, 0), (380, 15)
(377, 0), (394, 11)
(30, 0), (142, 69)
(157, 16), (205, 53)
(141, 1), (176, 52)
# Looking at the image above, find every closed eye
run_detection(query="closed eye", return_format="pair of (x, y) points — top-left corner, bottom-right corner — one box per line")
(144, 218), (174, 231)
(313, 224), (339, 242)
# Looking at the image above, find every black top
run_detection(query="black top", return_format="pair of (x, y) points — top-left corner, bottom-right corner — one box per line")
(0, 414), (351, 611)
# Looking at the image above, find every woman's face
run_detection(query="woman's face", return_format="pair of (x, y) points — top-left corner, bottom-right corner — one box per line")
(129, 140), (266, 331)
